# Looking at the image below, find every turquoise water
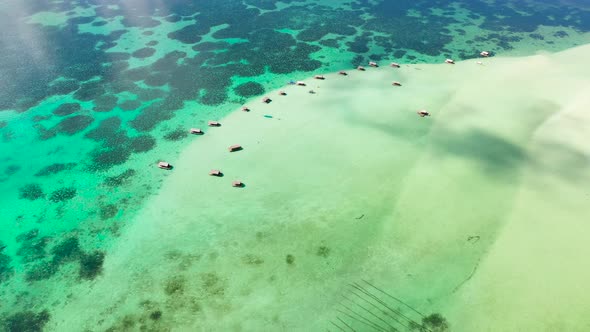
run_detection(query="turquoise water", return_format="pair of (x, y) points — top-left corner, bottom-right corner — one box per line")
(0, 0), (589, 330)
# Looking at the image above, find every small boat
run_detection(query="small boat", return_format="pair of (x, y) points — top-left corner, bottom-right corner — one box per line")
(338, 71), (348, 76)
(209, 169), (222, 176)
(228, 144), (242, 152)
(279, 90), (287, 96)
(445, 59), (455, 64)
(189, 128), (203, 135)
(208, 121), (221, 127)
(476, 61), (483, 65)
(417, 110), (430, 117)
(390, 62), (401, 68)
(314, 75), (325, 80)
(369, 61), (378, 67)
(232, 180), (244, 188)
(242, 106), (250, 112)
(357, 66), (366, 71)
(158, 162), (172, 169)
(296, 81), (306, 86)
(263, 114), (273, 118)
(392, 81), (402, 86)
(480, 51), (490, 57)
(262, 97), (272, 103)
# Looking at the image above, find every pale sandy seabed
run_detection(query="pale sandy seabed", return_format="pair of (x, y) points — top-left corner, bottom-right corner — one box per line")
(49, 44), (590, 331)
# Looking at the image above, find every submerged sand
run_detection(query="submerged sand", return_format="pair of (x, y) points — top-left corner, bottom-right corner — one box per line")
(49, 45), (590, 331)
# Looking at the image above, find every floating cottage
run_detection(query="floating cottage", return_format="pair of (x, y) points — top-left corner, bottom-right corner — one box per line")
(228, 144), (242, 152)
(158, 162), (172, 169)
(417, 110), (430, 117)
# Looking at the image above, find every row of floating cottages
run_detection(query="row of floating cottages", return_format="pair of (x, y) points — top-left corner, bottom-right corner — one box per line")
(158, 119), (245, 186)
(158, 51), (493, 181)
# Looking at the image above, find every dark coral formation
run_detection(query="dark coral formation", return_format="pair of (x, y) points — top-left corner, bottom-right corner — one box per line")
(422, 313), (449, 331)
(90, 147), (131, 170)
(316, 246), (330, 258)
(79, 251), (105, 280)
(25, 262), (58, 282)
(21, 234), (106, 283)
(149, 310), (162, 320)
(93, 95), (118, 112)
(15, 229), (53, 282)
(235, 82), (265, 98)
(35, 163), (76, 176)
(200, 272), (225, 296)
(73, 81), (106, 101)
(17, 234), (51, 263)
(18, 183), (45, 201)
(48, 79), (80, 95)
(132, 47), (156, 58)
(50, 237), (82, 265)
(164, 276), (186, 295)
(83, 116), (158, 170)
(55, 115), (93, 135)
(4, 164), (20, 176)
(99, 204), (118, 220)
(129, 135), (156, 153)
(167, 25), (206, 44)
(2, 310), (50, 332)
(105, 304), (167, 332)
(84, 116), (122, 143)
(32, 115), (52, 123)
(48, 187), (77, 203)
(129, 102), (176, 132)
(144, 73), (170, 87)
(103, 169), (136, 187)
(52, 103), (81, 116)
(118, 99), (142, 111)
(0, 247), (14, 284)
(163, 128), (188, 141)
(242, 254), (264, 266)
(135, 88), (166, 101)
(285, 254), (295, 265)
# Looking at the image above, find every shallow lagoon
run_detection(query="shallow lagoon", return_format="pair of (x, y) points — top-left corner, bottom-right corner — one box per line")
(46, 44), (590, 331)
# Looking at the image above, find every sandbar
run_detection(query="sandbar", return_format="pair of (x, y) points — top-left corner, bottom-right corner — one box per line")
(49, 45), (590, 331)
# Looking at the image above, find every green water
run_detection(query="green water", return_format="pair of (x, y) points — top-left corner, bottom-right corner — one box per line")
(1, 0), (590, 330)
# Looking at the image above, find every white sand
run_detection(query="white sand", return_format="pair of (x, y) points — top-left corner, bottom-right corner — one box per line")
(49, 45), (590, 331)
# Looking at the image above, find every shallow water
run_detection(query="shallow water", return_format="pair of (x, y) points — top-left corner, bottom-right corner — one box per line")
(1, 1), (590, 331)
(36, 46), (590, 331)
